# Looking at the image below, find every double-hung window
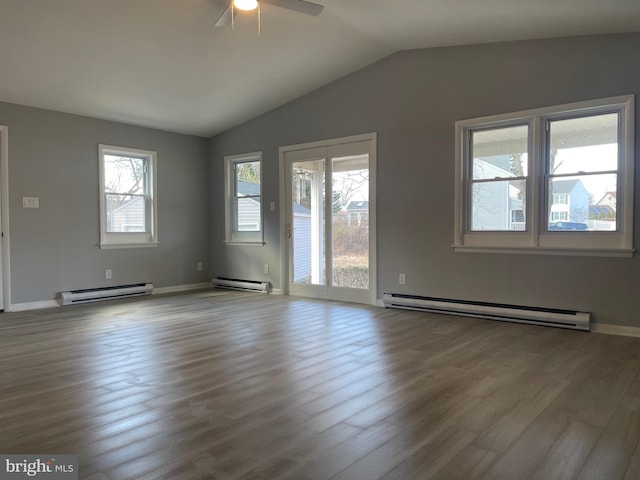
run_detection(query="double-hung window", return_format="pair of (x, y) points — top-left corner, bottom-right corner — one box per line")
(455, 95), (634, 256)
(224, 152), (263, 244)
(99, 144), (158, 249)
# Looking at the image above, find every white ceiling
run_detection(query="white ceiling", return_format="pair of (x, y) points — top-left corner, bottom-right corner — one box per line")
(0, 0), (638, 137)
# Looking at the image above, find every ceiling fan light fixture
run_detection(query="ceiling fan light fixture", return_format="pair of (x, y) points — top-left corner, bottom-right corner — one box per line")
(233, 0), (258, 11)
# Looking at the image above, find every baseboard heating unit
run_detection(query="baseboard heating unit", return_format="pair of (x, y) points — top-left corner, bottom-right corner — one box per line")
(212, 277), (270, 293)
(61, 283), (153, 305)
(382, 293), (590, 331)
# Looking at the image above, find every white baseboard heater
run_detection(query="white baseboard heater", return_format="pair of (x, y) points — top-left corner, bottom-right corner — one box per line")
(382, 293), (590, 331)
(212, 277), (270, 293)
(61, 283), (153, 305)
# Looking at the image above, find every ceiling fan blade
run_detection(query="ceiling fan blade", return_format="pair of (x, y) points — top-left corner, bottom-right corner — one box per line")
(261, 0), (324, 16)
(214, 4), (232, 27)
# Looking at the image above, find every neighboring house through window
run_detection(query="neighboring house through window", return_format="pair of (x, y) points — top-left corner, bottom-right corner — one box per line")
(346, 200), (369, 226)
(98, 144), (158, 249)
(454, 95), (634, 256)
(225, 152), (263, 244)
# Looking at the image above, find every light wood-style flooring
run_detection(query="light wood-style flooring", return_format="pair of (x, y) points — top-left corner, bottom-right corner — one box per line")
(1, 290), (640, 479)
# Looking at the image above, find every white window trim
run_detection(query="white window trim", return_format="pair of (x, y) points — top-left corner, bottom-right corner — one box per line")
(98, 144), (158, 249)
(454, 95), (634, 257)
(224, 151), (264, 246)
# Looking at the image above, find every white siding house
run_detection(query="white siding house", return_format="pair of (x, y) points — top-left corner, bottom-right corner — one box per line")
(293, 203), (312, 282)
(109, 196), (145, 232)
(471, 159), (523, 231)
(236, 180), (261, 231)
(549, 179), (589, 223)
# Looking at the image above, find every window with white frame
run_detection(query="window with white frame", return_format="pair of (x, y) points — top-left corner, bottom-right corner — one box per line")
(225, 152), (263, 244)
(552, 194), (568, 205)
(99, 144), (158, 249)
(454, 95), (634, 256)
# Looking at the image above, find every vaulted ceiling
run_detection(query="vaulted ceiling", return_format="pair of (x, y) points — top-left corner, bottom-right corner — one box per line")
(1, 0), (638, 137)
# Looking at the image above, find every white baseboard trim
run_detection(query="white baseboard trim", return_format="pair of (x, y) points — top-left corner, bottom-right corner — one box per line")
(376, 298), (384, 307)
(152, 283), (211, 295)
(11, 299), (60, 312)
(591, 323), (640, 338)
(270, 288), (282, 295)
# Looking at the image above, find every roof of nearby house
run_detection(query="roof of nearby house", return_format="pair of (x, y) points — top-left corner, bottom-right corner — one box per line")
(589, 205), (615, 217)
(346, 201), (369, 211)
(294, 203), (311, 216)
(597, 191), (617, 202)
(477, 155), (515, 174)
(473, 158), (514, 179)
(552, 179), (583, 194)
(110, 196), (144, 215)
(237, 180), (260, 197)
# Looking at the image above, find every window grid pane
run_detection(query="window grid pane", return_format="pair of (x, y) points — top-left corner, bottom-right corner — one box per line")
(469, 125), (529, 232)
(104, 155), (146, 195)
(236, 196), (261, 232)
(547, 113), (619, 232)
(472, 125), (529, 179)
(227, 155), (262, 242)
(235, 161), (261, 197)
(470, 179), (526, 231)
(105, 193), (146, 233)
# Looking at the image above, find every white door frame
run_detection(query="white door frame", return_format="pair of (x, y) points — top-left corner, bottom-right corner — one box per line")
(279, 132), (377, 306)
(0, 125), (11, 311)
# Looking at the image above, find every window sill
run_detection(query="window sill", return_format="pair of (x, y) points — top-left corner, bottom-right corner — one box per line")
(100, 242), (159, 250)
(452, 245), (634, 258)
(224, 241), (266, 247)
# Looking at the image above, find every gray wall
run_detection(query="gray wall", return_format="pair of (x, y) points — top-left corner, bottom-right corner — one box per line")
(0, 102), (210, 304)
(210, 32), (640, 328)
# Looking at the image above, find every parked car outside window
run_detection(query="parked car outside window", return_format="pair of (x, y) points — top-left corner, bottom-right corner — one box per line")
(548, 222), (589, 231)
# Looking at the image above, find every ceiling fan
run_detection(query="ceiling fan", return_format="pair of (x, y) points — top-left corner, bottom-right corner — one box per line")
(215, 0), (324, 28)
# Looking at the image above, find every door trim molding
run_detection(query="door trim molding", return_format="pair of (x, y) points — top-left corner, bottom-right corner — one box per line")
(279, 132), (377, 305)
(0, 125), (11, 311)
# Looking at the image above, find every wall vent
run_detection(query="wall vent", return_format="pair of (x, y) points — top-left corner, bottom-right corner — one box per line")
(382, 293), (590, 331)
(61, 283), (153, 305)
(212, 277), (270, 293)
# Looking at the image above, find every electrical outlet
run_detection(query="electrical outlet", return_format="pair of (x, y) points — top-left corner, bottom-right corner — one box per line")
(399, 273), (406, 285)
(105, 269), (112, 280)
(22, 196), (39, 208)
(197, 262), (203, 271)
(264, 264), (269, 274)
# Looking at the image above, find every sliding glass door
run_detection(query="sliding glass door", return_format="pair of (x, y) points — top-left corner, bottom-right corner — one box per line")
(282, 134), (376, 304)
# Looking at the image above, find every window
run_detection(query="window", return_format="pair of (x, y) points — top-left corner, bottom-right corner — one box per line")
(552, 194), (568, 205)
(455, 95), (634, 256)
(551, 211), (568, 222)
(98, 144), (157, 249)
(225, 152), (263, 244)
(511, 209), (524, 223)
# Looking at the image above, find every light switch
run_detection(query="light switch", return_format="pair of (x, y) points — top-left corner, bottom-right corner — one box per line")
(22, 196), (39, 208)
